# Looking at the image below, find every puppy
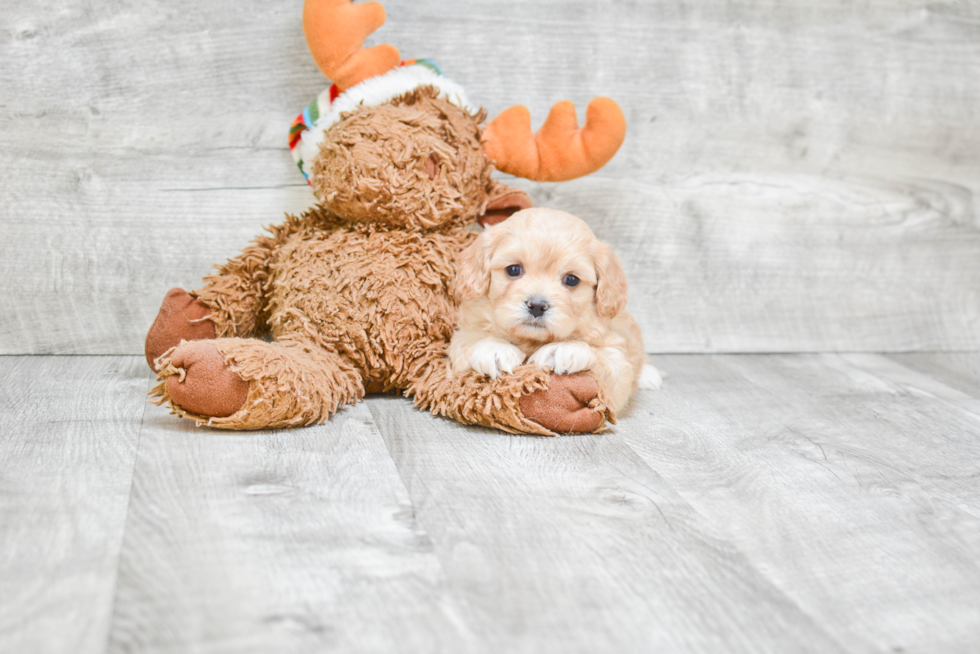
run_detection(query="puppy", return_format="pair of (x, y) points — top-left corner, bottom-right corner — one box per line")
(449, 207), (661, 416)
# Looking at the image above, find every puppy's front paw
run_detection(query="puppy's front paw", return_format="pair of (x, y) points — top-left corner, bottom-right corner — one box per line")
(528, 341), (596, 375)
(469, 338), (526, 379)
(638, 363), (663, 390)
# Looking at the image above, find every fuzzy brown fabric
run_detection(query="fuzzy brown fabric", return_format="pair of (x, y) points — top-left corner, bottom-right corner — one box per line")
(312, 87), (494, 230)
(149, 205), (606, 434)
(192, 217), (310, 341)
(409, 361), (555, 436)
(152, 336), (363, 429)
(145, 288), (215, 370)
(146, 87), (608, 435)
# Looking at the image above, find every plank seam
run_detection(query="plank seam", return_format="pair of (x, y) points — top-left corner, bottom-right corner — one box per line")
(101, 367), (153, 654)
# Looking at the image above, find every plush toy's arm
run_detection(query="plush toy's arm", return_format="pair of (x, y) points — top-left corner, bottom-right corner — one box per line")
(192, 240), (275, 341)
(407, 343), (611, 436)
(192, 214), (309, 339)
(145, 213), (313, 370)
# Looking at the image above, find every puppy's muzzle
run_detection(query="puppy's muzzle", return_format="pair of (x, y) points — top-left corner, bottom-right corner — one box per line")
(526, 297), (549, 318)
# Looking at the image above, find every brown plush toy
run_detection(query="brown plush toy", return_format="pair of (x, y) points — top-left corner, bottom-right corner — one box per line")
(145, 0), (627, 435)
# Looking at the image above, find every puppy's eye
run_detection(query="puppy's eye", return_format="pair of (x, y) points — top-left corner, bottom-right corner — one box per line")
(563, 274), (580, 287)
(505, 264), (523, 278)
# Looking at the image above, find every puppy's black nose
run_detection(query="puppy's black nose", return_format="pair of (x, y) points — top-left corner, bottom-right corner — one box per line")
(526, 298), (549, 318)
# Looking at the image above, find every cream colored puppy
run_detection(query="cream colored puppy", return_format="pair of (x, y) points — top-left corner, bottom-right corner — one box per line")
(450, 208), (661, 416)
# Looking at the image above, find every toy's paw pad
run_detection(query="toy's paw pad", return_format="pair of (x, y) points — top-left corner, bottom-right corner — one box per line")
(165, 341), (248, 418)
(528, 341), (595, 375)
(469, 338), (526, 379)
(638, 363), (663, 390)
(520, 371), (604, 433)
(146, 288), (215, 371)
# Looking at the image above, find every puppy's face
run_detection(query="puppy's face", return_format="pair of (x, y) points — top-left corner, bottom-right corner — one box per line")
(455, 208), (628, 343)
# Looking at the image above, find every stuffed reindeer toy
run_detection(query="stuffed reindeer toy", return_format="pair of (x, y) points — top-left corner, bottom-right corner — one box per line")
(145, 0), (627, 435)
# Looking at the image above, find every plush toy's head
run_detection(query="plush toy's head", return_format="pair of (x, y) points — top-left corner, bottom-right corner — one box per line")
(311, 87), (492, 229)
(293, 0), (629, 229)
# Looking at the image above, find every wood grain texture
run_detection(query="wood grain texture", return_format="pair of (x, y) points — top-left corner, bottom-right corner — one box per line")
(1, 354), (979, 651)
(367, 395), (845, 653)
(886, 352), (980, 399)
(107, 396), (474, 653)
(623, 353), (980, 652)
(519, 175), (980, 351)
(2, 0), (979, 353)
(0, 356), (147, 654)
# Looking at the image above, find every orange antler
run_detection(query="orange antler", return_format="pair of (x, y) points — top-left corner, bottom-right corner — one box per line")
(482, 97), (627, 182)
(303, 0), (401, 91)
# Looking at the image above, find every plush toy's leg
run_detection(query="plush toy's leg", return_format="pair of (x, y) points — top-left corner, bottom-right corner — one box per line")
(407, 348), (612, 436)
(150, 337), (364, 430)
(145, 288), (216, 370)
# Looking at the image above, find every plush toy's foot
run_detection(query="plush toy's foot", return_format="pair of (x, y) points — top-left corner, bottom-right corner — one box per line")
(145, 288), (215, 371)
(151, 337), (364, 430)
(519, 372), (609, 434)
(164, 341), (249, 418)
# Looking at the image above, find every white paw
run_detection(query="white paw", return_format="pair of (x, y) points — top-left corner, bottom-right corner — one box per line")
(638, 363), (663, 390)
(528, 342), (596, 375)
(469, 339), (526, 379)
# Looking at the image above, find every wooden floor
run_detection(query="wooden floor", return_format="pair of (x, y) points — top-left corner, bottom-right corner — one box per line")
(1, 354), (978, 653)
(3, 0), (978, 650)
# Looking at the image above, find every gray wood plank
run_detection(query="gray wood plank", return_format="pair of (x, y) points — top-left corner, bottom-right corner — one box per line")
(5, 353), (980, 652)
(0, 0), (321, 356)
(620, 353), (980, 652)
(2, 0), (980, 353)
(367, 395), (845, 654)
(886, 352), (980, 399)
(836, 353), (980, 518)
(0, 356), (147, 654)
(516, 175), (980, 352)
(107, 396), (475, 654)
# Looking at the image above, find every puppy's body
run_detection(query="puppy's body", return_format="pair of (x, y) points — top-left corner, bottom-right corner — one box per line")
(449, 208), (657, 416)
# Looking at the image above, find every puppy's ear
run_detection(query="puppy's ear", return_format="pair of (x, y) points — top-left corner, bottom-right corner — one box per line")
(454, 236), (492, 302)
(592, 241), (628, 318)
